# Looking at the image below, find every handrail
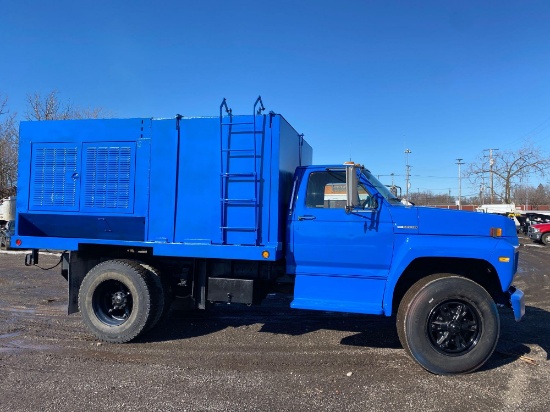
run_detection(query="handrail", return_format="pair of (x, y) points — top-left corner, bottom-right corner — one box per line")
(220, 98), (232, 121)
(253, 96), (265, 115)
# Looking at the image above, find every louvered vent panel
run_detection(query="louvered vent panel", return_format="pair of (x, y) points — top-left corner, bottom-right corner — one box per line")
(83, 145), (135, 213)
(30, 145), (79, 210)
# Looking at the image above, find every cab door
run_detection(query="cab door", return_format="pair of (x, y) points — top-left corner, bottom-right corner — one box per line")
(288, 169), (394, 314)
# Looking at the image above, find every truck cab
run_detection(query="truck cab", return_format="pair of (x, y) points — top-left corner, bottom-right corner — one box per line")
(285, 163), (523, 374)
(528, 222), (550, 245)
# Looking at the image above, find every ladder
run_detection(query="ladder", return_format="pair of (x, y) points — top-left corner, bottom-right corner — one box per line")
(219, 96), (265, 245)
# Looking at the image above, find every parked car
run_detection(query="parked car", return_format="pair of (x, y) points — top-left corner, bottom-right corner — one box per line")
(528, 222), (550, 245)
(0, 220), (14, 250)
(520, 212), (550, 235)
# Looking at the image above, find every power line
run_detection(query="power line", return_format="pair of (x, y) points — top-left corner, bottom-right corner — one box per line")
(495, 113), (550, 148)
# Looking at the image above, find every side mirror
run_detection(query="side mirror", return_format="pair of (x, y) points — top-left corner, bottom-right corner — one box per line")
(345, 165), (359, 212)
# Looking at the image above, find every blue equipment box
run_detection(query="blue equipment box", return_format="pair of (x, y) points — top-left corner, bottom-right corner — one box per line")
(15, 113), (312, 261)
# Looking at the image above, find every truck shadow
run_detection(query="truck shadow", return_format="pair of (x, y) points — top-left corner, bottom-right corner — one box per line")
(140, 294), (401, 349)
(139, 296), (550, 372)
(484, 305), (550, 371)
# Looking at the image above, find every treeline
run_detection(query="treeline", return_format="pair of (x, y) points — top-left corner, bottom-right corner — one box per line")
(0, 91), (110, 197)
(408, 184), (550, 207)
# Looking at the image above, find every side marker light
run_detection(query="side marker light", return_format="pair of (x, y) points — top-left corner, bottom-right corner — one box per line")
(490, 228), (502, 237)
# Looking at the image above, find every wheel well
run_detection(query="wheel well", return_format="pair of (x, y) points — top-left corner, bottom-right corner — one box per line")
(391, 257), (503, 315)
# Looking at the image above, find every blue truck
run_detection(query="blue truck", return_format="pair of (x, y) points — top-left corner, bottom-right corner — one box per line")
(12, 97), (524, 374)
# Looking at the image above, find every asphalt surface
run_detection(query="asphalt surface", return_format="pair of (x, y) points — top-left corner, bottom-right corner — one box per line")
(0, 236), (549, 412)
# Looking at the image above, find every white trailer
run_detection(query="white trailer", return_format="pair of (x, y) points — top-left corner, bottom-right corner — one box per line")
(0, 197), (16, 225)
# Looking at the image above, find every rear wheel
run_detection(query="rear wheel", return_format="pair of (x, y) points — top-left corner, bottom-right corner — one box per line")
(140, 264), (173, 330)
(79, 260), (163, 343)
(396, 274), (499, 374)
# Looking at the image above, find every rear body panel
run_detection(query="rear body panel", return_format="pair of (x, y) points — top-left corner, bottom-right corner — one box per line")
(14, 114), (312, 261)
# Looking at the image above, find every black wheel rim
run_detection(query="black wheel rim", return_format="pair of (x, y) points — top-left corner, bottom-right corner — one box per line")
(92, 279), (133, 326)
(427, 300), (481, 356)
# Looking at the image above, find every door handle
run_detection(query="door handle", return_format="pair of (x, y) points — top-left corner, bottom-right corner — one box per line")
(298, 215), (316, 221)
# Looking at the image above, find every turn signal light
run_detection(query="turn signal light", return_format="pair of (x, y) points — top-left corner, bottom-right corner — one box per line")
(262, 250), (270, 259)
(499, 257), (511, 263)
(490, 228), (502, 237)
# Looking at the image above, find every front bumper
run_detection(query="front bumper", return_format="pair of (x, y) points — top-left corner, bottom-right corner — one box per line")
(507, 286), (525, 321)
(528, 231), (542, 241)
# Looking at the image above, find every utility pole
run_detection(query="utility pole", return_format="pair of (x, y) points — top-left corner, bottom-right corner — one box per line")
(456, 158), (464, 210)
(479, 184), (484, 206)
(484, 148), (499, 203)
(480, 175), (485, 205)
(405, 149), (412, 201)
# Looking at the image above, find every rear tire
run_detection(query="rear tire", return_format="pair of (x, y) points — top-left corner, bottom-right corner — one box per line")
(140, 264), (173, 331)
(79, 260), (163, 343)
(396, 274), (499, 375)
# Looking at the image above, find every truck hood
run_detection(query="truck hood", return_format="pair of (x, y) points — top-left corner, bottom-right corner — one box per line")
(531, 222), (550, 230)
(390, 206), (517, 238)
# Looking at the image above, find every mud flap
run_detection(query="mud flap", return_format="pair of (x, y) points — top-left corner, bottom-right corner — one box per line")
(508, 286), (525, 322)
(67, 252), (101, 315)
(24, 249), (39, 266)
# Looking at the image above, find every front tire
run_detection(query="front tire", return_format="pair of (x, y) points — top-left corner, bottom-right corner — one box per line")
(79, 260), (163, 343)
(396, 274), (499, 375)
(542, 233), (550, 245)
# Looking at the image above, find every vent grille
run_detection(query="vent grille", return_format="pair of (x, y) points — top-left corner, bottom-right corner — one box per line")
(82, 145), (135, 212)
(30, 145), (79, 210)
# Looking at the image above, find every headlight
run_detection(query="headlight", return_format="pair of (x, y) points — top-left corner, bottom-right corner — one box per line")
(531, 227), (540, 233)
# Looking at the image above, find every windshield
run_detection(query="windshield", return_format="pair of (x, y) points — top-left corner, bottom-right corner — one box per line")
(361, 169), (404, 205)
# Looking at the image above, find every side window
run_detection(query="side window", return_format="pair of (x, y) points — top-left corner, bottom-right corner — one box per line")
(306, 171), (373, 209)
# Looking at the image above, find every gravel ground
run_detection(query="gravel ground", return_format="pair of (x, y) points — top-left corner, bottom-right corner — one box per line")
(0, 235), (549, 412)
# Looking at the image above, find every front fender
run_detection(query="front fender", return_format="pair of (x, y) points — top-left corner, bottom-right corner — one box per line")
(382, 234), (519, 315)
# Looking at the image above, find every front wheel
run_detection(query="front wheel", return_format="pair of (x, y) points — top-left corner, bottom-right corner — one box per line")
(396, 274), (499, 375)
(542, 233), (550, 246)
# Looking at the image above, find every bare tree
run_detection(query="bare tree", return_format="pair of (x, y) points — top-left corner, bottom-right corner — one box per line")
(0, 91), (112, 197)
(466, 142), (550, 203)
(512, 183), (550, 208)
(0, 94), (18, 197)
(25, 90), (112, 121)
(0, 95), (7, 116)
(409, 190), (455, 206)
(531, 183), (549, 207)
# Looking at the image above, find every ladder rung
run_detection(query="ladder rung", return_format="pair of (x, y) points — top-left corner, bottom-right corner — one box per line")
(221, 226), (256, 231)
(221, 149), (256, 153)
(221, 173), (257, 177)
(230, 131), (262, 135)
(221, 122), (254, 126)
(222, 198), (257, 204)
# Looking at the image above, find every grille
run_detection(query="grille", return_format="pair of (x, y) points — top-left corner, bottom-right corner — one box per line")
(30, 145), (79, 210)
(82, 145), (134, 212)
